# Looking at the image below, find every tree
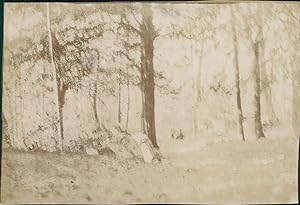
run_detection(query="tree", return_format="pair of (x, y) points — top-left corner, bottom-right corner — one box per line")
(3, 4), (67, 150)
(108, 4), (159, 147)
(126, 66), (131, 129)
(4, 3), (179, 151)
(115, 56), (122, 124)
(157, 4), (220, 138)
(46, 3), (63, 150)
(257, 5), (279, 128)
(260, 52), (278, 126)
(92, 50), (101, 125)
(140, 4), (158, 148)
(252, 8), (266, 139)
(231, 5), (245, 141)
(241, 4), (267, 139)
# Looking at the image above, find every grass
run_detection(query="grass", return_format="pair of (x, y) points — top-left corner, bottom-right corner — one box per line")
(1, 136), (298, 204)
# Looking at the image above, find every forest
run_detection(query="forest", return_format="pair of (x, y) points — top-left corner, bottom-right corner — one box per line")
(1, 2), (299, 204)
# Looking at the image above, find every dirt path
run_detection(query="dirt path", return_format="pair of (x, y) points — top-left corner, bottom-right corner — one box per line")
(1, 137), (298, 204)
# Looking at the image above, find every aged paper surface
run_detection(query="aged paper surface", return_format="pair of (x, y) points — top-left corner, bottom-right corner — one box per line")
(1, 1), (299, 204)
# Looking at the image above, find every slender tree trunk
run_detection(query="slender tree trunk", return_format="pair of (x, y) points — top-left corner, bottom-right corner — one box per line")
(190, 21), (201, 138)
(196, 46), (204, 103)
(19, 58), (25, 148)
(126, 67), (130, 129)
(260, 36), (278, 126)
(46, 3), (64, 150)
(253, 40), (266, 139)
(58, 83), (67, 148)
(139, 44), (146, 134)
(96, 51), (102, 126)
(261, 82), (278, 124)
(192, 79), (198, 137)
(191, 36), (198, 137)
(118, 69), (121, 124)
(140, 65), (146, 133)
(93, 82), (99, 124)
(193, 45), (204, 137)
(231, 5), (245, 141)
(140, 5), (158, 148)
(252, 7), (267, 139)
(17, 59), (22, 148)
(189, 21), (198, 138)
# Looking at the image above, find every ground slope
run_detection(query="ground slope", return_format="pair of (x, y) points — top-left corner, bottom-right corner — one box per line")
(1, 137), (298, 204)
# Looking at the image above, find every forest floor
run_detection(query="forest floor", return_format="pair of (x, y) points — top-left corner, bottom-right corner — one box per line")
(1, 136), (299, 204)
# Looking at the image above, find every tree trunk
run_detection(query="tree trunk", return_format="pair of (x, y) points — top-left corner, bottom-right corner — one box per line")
(140, 66), (146, 133)
(140, 5), (158, 148)
(58, 83), (67, 148)
(193, 45), (204, 137)
(252, 7), (267, 139)
(46, 3), (64, 150)
(118, 70), (121, 124)
(191, 36), (198, 138)
(93, 82), (99, 124)
(192, 75), (198, 137)
(196, 46), (204, 103)
(126, 67), (130, 129)
(17, 57), (24, 148)
(260, 36), (278, 126)
(95, 51), (102, 126)
(231, 5), (245, 141)
(261, 82), (278, 124)
(253, 40), (266, 139)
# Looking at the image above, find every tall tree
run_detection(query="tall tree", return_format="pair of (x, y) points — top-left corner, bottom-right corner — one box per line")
(140, 4), (158, 148)
(114, 56), (122, 124)
(231, 5), (245, 141)
(111, 4), (160, 147)
(126, 66), (130, 129)
(259, 5), (278, 127)
(253, 14), (266, 139)
(159, 5), (219, 138)
(241, 4), (267, 139)
(92, 51), (100, 125)
(46, 3), (64, 150)
(260, 57), (278, 126)
(46, 5), (106, 149)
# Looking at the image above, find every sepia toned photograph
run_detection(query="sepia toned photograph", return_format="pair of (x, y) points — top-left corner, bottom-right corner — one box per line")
(1, 1), (299, 204)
